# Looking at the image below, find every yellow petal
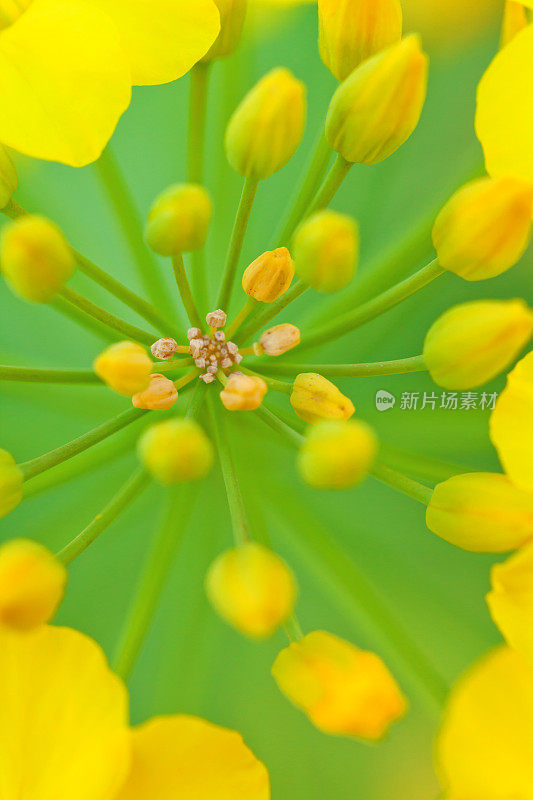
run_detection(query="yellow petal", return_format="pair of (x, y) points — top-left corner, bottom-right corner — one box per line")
(0, 625), (130, 799)
(487, 541), (533, 668)
(116, 715), (270, 800)
(490, 351), (533, 492)
(0, 0), (131, 166)
(87, 0), (221, 85)
(436, 646), (533, 800)
(476, 24), (533, 185)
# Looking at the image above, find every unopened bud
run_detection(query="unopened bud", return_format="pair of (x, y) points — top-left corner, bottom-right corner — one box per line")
(0, 539), (67, 630)
(225, 67), (307, 180)
(487, 540), (533, 667)
(220, 373), (267, 411)
(432, 176), (533, 281)
(423, 299), (533, 390)
(298, 420), (377, 489)
(426, 472), (533, 553)
(206, 542), (297, 639)
(0, 450), (23, 520)
(291, 373), (355, 423)
(326, 35), (428, 165)
(93, 341), (152, 397)
(293, 210), (359, 293)
(151, 338), (179, 361)
(319, 0), (403, 81)
(257, 323), (300, 356)
(202, 0), (247, 61)
(138, 418), (214, 484)
(0, 215), (75, 303)
(272, 631), (406, 739)
(145, 184), (212, 255)
(242, 247), (294, 303)
(0, 144), (17, 209)
(132, 374), (179, 411)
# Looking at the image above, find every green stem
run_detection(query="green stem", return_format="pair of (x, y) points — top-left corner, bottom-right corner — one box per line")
(171, 254), (202, 329)
(19, 407), (148, 481)
(208, 394), (249, 546)
(275, 131), (333, 246)
(371, 462), (433, 505)
(59, 287), (156, 346)
(241, 366), (292, 395)
(236, 280), (308, 344)
(95, 147), (173, 317)
(253, 404), (303, 448)
(284, 616), (304, 643)
(216, 177), (259, 310)
(0, 365), (102, 384)
(308, 153), (353, 215)
(254, 355), (427, 378)
(154, 358), (194, 373)
(51, 295), (117, 342)
(299, 259), (444, 353)
(173, 368), (201, 391)
(225, 297), (258, 339)
(57, 469), (150, 564)
(378, 444), (473, 484)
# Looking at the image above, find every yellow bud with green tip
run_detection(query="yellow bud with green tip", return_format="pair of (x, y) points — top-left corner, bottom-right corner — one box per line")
(145, 184), (212, 256)
(242, 247), (294, 302)
(290, 373), (355, 423)
(426, 472), (533, 553)
(0, 449), (23, 520)
(0, 539), (67, 630)
(325, 35), (428, 165)
(319, 0), (403, 81)
(138, 418), (214, 484)
(298, 419), (377, 489)
(0, 215), (75, 303)
(432, 176), (533, 281)
(0, 144), (17, 209)
(293, 210), (359, 293)
(225, 67), (307, 180)
(205, 542), (297, 639)
(94, 341), (152, 397)
(423, 299), (533, 390)
(202, 0), (247, 62)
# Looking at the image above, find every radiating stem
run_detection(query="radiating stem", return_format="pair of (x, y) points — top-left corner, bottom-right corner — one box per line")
(241, 366), (292, 395)
(57, 469), (150, 564)
(308, 153), (353, 215)
(299, 259), (445, 352)
(253, 404), (303, 447)
(59, 287), (156, 346)
(0, 365), (103, 384)
(155, 358), (193, 373)
(236, 280), (308, 344)
(284, 616), (304, 643)
(254, 355), (427, 378)
(275, 130), (333, 246)
(96, 147), (172, 317)
(51, 295), (117, 342)
(19, 407), (148, 481)
(225, 297), (258, 339)
(173, 368), (201, 391)
(371, 462), (433, 505)
(171, 253), (202, 328)
(217, 177), (259, 309)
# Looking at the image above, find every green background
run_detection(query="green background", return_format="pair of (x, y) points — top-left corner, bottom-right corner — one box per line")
(1, 5), (532, 798)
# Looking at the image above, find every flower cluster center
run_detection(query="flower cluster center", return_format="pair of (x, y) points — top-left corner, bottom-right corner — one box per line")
(188, 316), (242, 384)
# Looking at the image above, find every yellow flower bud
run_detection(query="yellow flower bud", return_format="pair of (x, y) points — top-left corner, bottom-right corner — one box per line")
(205, 542), (297, 639)
(225, 67), (307, 180)
(202, 0), (247, 61)
(93, 341), (152, 397)
(325, 35), (428, 165)
(138, 418), (214, 484)
(272, 631), (406, 739)
(242, 247), (295, 302)
(145, 184), (212, 256)
(423, 299), (533, 391)
(0, 449), (23, 520)
(487, 541), (533, 668)
(132, 374), (179, 411)
(318, 0), (403, 81)
(256, 323), (300, 356)
(290, 373), (355, 423)
(292, 210), (359, 293)
(0, 215), (75, 303)
(432, 176), (533, 281)
(220, 373), (267, 411)
(490, 351), (533, 493)
(426, 472), (533, 553)
(0, 144), (17, 209)
(298, 420), (377, 489)
(0, 539), (67, 630)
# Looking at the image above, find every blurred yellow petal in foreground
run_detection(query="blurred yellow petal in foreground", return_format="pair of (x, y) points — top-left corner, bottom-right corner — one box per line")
(0, 625), (130, 800)
(436, 646), (533, 800)
(488, 541), (533, 668)
(116, 715), (270, 800)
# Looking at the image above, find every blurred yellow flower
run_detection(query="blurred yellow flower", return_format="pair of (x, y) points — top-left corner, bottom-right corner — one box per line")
(0, 0), (220, 166)
(436, 646), (533, 800)
(487, 541), (533, 668)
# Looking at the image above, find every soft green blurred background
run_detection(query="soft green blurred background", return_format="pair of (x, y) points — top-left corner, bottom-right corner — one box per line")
(1, 5), (532, 798)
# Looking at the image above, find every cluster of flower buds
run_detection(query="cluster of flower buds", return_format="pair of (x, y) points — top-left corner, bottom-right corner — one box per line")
(187, 309), (243, 384)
